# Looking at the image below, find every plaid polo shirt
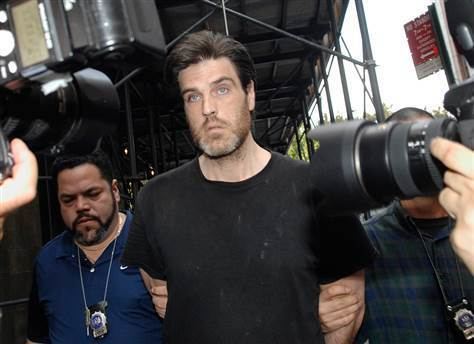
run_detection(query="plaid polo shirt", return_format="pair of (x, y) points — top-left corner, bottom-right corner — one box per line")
(356, 202), (474, 343)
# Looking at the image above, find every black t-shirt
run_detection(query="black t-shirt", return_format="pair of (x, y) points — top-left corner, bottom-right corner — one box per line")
(122, 152), (375, 343)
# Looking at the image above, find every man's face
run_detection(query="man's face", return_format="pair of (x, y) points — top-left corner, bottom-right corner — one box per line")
(57, 163), (119, 246)
(178, 57), (255, 159)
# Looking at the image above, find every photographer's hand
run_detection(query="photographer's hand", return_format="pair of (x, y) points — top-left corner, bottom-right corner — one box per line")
(0, 139), (38, 239)
(431, 137), (474, 274)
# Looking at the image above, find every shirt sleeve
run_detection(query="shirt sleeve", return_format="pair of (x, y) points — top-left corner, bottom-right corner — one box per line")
(27, 265), (50, 343)
(121, 190), (166, 280)
(317, 212), (377, 284)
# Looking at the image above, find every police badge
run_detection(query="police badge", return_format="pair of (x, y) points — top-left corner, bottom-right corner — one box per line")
(89, 301), (109, 338)
(447, 298), (474, 341)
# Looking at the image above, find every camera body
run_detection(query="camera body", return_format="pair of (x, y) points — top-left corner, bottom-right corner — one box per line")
(0, 66), (120, 156)
(0, 0), (166, 90)
(0, 0), (168, 183)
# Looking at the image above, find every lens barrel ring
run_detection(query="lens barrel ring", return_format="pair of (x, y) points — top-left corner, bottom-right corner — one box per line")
(423, 118), (459, 191)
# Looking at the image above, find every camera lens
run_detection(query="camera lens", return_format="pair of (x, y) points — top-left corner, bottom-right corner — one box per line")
(0, 68), (119, 155)
(308, 118), (459, 214)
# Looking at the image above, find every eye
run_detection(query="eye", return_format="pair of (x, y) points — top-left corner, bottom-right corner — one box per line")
(61, 197), (74, 205)
(216, 87), (229, 95)
(186, 94), (201, 103)
(86, 190), (101, 199)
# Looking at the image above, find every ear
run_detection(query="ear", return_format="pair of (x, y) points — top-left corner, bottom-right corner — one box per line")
(246, 80), (256, 112)
(111, 179), (120, 203)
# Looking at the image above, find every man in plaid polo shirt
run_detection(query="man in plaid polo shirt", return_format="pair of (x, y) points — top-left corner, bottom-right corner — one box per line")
(319, 108), (474, 343)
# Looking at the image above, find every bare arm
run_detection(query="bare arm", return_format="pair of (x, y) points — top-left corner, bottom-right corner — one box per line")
(319, 269), (365, 344)
(140, 268), (168, 318)
(431, 138), (474, 273)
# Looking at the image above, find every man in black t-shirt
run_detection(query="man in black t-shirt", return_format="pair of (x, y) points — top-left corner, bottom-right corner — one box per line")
(122, 30), (376, 343)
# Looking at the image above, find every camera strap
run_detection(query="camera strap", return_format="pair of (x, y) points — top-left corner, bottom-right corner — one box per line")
(412, 218), (474, 341)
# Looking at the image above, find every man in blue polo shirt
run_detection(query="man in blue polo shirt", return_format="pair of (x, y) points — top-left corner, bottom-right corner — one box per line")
(26, 151), (162, 344)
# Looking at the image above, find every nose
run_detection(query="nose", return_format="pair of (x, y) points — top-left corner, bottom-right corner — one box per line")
(202, 94), (216, 117)
(75, 196), (91, 212)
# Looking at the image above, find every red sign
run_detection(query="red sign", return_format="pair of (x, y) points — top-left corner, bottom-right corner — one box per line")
(404, 12), (439, 65)
(404, 12), (442, 79)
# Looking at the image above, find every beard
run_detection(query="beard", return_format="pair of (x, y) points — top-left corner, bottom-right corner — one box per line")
(71, 197), (117, 246)
(189, 107), (251, 159)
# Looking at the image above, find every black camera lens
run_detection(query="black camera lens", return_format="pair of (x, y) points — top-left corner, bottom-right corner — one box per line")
(307, 118), (459, 214)
(0, 68), (119, 156)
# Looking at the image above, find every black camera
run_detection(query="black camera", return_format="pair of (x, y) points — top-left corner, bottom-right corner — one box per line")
(307, 116), (465, 214)
(308, 0), (474, 214)
(0, 0), (167, 183)
(0, 0), (165, 89)
(1, 67), (120, 155)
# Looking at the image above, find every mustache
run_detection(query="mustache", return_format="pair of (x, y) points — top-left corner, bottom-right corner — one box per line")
(72, 214), (102, 228)
(204, 116), (229, 127)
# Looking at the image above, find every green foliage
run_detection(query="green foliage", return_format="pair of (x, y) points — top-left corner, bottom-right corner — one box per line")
(287, 123), (318, 161)
(364, 113), (377, 122)
(383, 103), (393, 118)
(432, 106), (449, 118)
(363, 103), (392, 122)
(365, 104), (450, 121)
(287, 103), (448, 161)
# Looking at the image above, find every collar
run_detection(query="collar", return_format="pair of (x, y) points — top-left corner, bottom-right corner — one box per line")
(391, 201), (451, 241)
(55, 211), (132, 259)
(194, 150), (277, 186)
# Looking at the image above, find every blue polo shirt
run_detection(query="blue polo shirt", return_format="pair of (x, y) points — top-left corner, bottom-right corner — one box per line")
(27, 212), (162, 344)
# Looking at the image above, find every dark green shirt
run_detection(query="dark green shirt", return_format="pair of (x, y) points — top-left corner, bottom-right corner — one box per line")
(357, 201), (474, 343)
